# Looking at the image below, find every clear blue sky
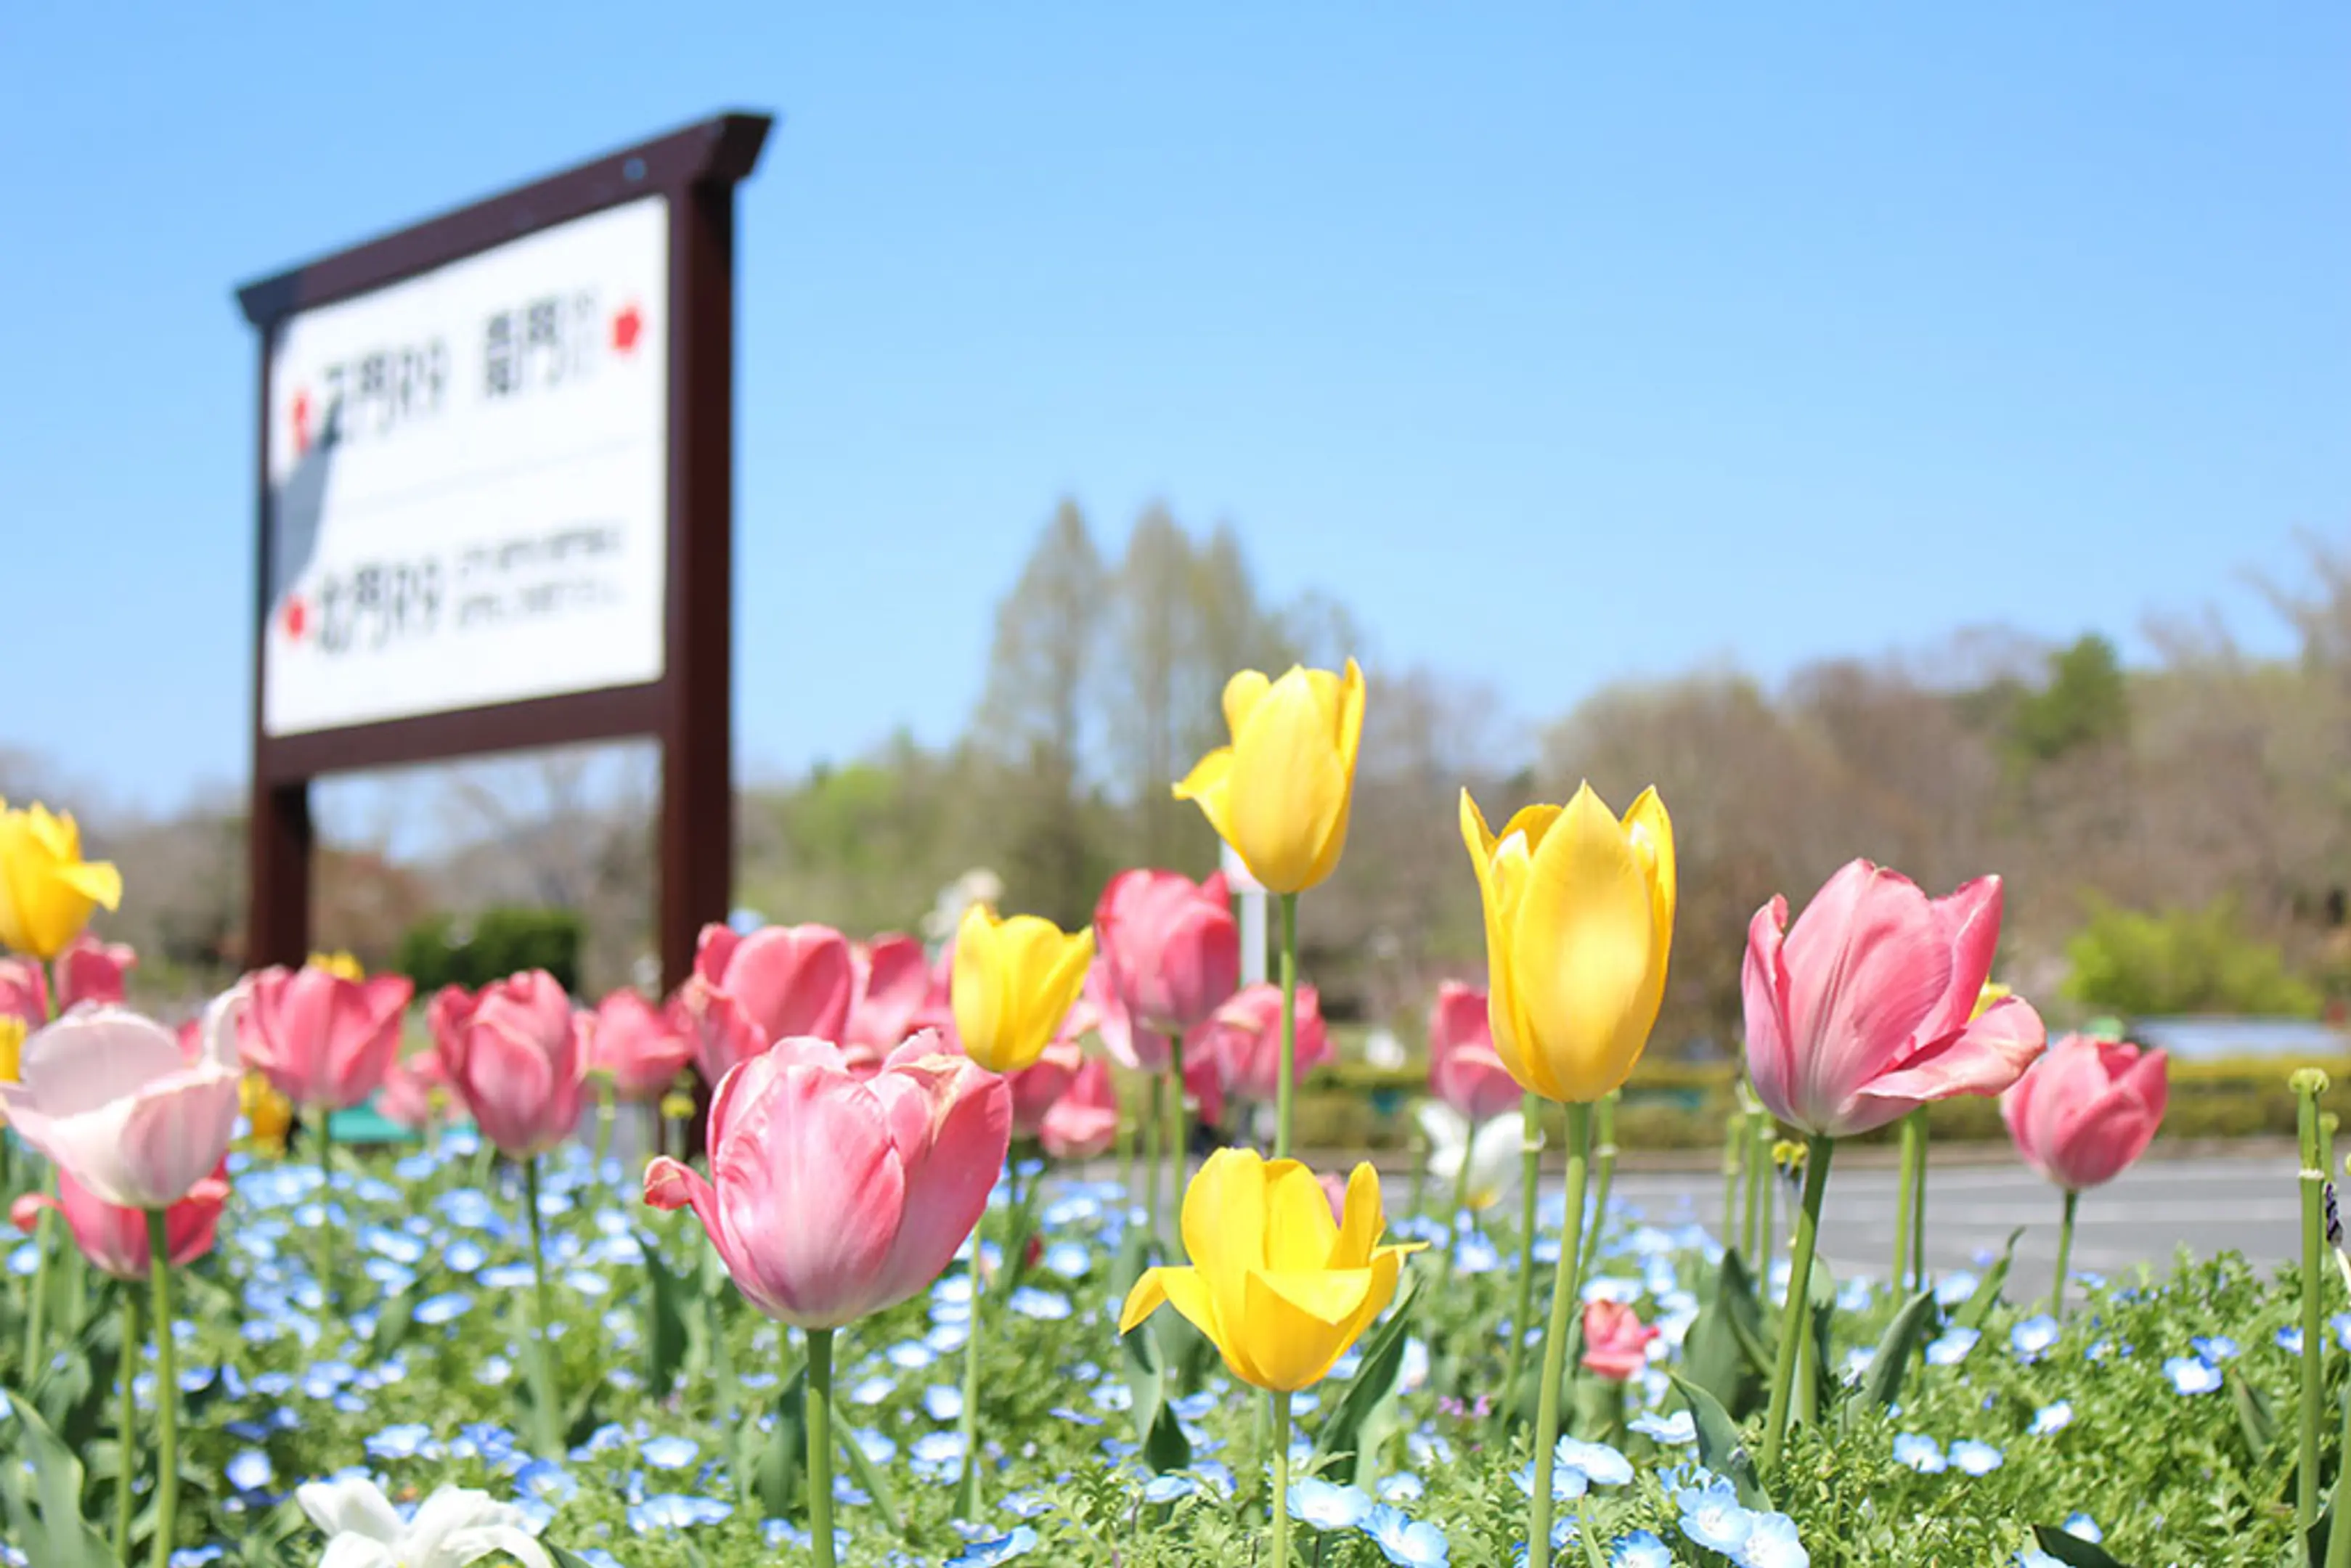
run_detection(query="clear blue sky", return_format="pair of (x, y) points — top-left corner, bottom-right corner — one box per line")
(4, 4), (2344, 815)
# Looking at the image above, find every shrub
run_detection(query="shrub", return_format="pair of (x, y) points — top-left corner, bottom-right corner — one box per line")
(394, 906), (584, 996)
(2063, 895), (2321, 1018)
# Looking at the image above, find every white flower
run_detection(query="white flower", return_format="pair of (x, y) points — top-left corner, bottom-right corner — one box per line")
(298, 1477), (551, 1568)
(1416, 1102), (1533, 1211)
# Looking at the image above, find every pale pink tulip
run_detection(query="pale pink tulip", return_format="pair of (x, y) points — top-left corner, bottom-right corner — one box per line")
(55, 934), (135, 1010)
(1096, 870), (1240, 1037)
(1040, 1057), (1120, 1159)
(644, 1031), (1011, 1328)
(2001, 1034), (2169, 1192)
(377, 1049), (449, 1131)
(1580, 1299), (1661, 1381)
(1427, 980), (1521, 1124)
(438, 971), (589, 1157)
(1194, 981), (1332, 1103)
(240, 965), (413, 1111)
(587, 989), (696, 1102)
(12, 1159), (227, 1281)
(0, 994), (244, 1209)
(676, 922), (855, 1082)
(1006, 1039), (1084, 1138)
(0, 957), (46, 1028)
(1743, 860), (2045, 1139)
(847, 934), (929, 1050)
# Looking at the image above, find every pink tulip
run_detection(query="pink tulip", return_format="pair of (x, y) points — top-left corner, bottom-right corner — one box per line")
(1086, 957), (1172, 1075)
(12, 1159), (227, 1281)
(676, 922), (855, 1082)
(1743, 860), (2045, 1139)
(645, 1031), (1011, 1328)
(587, 989), (696, 1103)
(437, 971), (588, 1157)
(1194, 981), (1331, 1103)
(1317, 1171), (1350, 1224)
(847, 934), (929, 1050)
(1580, 1299), (1661, 1381)
(426, 983), (475, 1048)
(55, 934), (136, 1010)
(1427, 980), (1521, 1124)
(240, 965), (414, 1111)
(0, 995), (245, 1209)
(1006, 1039), (1084, 1138)
(1096, 870), (1241, 1037)
(376, 1049), (449, 1131)
(2001, 1034), (2169, 1192)
(0, 957), (46, 1028)
(1040, 1058), (1120, 1159)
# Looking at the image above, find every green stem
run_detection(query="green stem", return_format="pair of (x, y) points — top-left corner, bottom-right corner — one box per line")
(806, 1326), (837, 1568)
(1742, 1112), (1764, 1261)
(1144, 1074), (1165, 1244)
(592, 1082), (616, 1180)
(1760, 1134), (1834, 1474)
(1755, 1116), (1776, 1268)
(1503, 1092), (1542, 1412)
(314, 1104), (335, 1304)
(2051, 1188), (2079, 1318)
(1166, 1035), (1189, 1211)
(1527, 1101), (1593, 1568)
(1436, 1135), (1476, 1299)
(1271, 1387), (1292, 1565)
(1577, 1092), (1618, 1287)
(2328, 1370), (2351, 1568)
(21, 1171), (51, 1381)
(115, 1288), (139, 1563)
(1893, 1111), (1922, 1294)
(1575, 1494), (1609, 1568)
(145, 1212), (178, 1568)
(1276, 893), (1299, 1159)
(1721, 1111), (1742, 1256)
(955, 1197), (988, 1517)
(522, 1157), (563, 1456)
(2299, 1077), (2328, 1541)
(1910, 1114), (1928, 1289)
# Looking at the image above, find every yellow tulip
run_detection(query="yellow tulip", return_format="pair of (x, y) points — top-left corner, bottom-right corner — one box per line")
(241, 1071), (295, 1157)
(0, 801), (122, 960)
(950, 905), (1095, 1074)
(1459, 782), (1675, 1104)
(309, 950), (365, 981)
(0, 1017), (22, 1121)
(1173, 660), (1365, 894)
(1120, 1148), (1421, 1391)
(1973, 981), (2010, 1020)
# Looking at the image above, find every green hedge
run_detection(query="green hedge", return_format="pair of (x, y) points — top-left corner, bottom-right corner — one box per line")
(394, 907), (584, 997)
(1283, 1055), (2351, 1152)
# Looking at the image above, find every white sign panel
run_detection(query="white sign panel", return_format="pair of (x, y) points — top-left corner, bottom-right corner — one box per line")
(261, 196), (670, 736)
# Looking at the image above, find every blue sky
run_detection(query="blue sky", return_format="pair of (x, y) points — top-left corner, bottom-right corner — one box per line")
(3, 4), (2344, 815)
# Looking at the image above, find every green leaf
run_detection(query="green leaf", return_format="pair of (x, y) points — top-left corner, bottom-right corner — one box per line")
(1952, 1228), (2024, 1331)
(830, 1392), (905, 1527)
(1120, 1281), (1190, 1475)
(551, 1548), (632, 1568)
(0, 1383), (122, 1568)
(752, 1364), (808, 1519)
(2028, 1524), (2137, 1567)
(1310, 1276), (1419, 1485)
(1682, 1249), (1769, 1420)
(640, 1228), (690, 1399)
(2227, 1366), (2277, 1460)
(1666, 1372), (1769, 1513)
(1859, 1291), (1941, 1414)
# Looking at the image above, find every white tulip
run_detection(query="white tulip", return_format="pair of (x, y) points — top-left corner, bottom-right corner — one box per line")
(1417, 1101), (1535, 1212)
(297, 1477), (551, 1568)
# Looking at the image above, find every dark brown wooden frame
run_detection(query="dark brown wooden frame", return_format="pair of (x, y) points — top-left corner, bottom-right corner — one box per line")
(235, 112), (771, 990)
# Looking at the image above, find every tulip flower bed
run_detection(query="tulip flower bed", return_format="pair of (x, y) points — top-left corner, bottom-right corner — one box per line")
(0, 1129), (2331, 1568)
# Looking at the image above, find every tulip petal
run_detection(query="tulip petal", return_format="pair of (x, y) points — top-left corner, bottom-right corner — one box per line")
(719, 1066), (906, 1326)
(1741, 896), (1798, 1124)
(1222, 667), (1352, 893)
(1509, 785), (1659, 1101)
(55, 859), (122, 911)
(115, 1067), (241, 1207)
(871, 1061), (1010, 1308)
(19, 1010), (183, 1116)
(1244, 1265), (1374, 1389)
(1329, 1161), (1385, 1268)
(1183, 1147), (1268, 1342)
(1263, 1160), (1341, 1272)
(1849, 995), (2047, 1135)
(1172, 747), (1236, 844)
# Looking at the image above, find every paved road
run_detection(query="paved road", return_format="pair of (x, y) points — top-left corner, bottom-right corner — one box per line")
(1602, 1153), (2305, 1299)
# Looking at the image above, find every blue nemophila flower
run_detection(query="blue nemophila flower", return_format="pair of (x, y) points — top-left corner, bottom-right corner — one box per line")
(910, 1431), (966, 1479)
(1008, 1287), (1071, 1320)
(1091, 1382), (1132, 1413)
(1378, 1473), (1425, 1503)
(1949, 1440), (2003, 1475)
(1630, 1410), (1696, 1445)
(1289, 1477), (1373, 1531)
(1741, 1511), (1810, 1568)
(2280, 1326), (2307, 1355)
(1934, 1271), (1979, 1305)
(444, 1239), (488, 1273)
(412, 1293), (473, 1326)
(1925, 1326), (1981, 1365)
(1363, 1504), (1449, 1568)
(224, 1451), (272, 1493)
(1001, 1491), (1052, 1517)
(887, 1339), (938, 1371)
(481, 1262), (536, 1289)
(1556, 1437), (1633, 1487)
(948, 1527), (1039, 1565)
(2193, 1334), (2241, 1362)
(762, 1519), (849, 1553)
(1048, 1407), (1103, 1427)
(924, 1385), (965, 1422)
(1042, 1241), (1091, 1279)
(849, 1375), (895, 1405)
(1170, 1391), (1217, 1421)
(2010, 1315), (2061, 1360)
(1512, 1461), (1587, 1501)
(639, 1434), (699, 1470)
(2063, 1513), (2103, 1542)
(852, 1429), (896, 1464)
(2029, 1400), (2074, 1436)
(514, 1459), (577, 1504)
(2164, 1356), (2222, 1395)
(1141, 1474), (1195, 1503)
(631, 1495), (732, 1530)
(1676, 1481), (1754, 1555)
(1892, 1434), (1946, 1473)
(1612, 1530), (1673, 1568)
(364, 1423), (436, 1461)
